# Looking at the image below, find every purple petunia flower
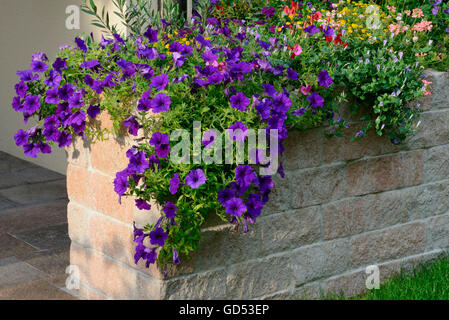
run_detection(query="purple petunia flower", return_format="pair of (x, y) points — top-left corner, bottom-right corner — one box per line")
(292, 107), (306, 116)
(185, 169), (206, 189)
(144, 27), (158, 43)
(218, 188), (235, 205)
(16, 70), (38, 82)
(23, 95), (41, 114)
(87, 104), (101, 118)
(287, 68), (298, 81)
(324, 26), (335, 38)
(68, 93), (84, 109)
(58, 84), (74, 101)
(56, 131), (72, 148)
(53, 58), (67, 74)
(304, 25), (321, 35)
(44, 70), (62, 88)
(23, 143), (39, 158)
(317, 70), (333, 88)
(75, 37), (87, 52)
(123, 115), (140, 136)
(114, 169), (130, 203)
(202, 130), (217, 148)
(202, 50), (218, 63)
(272, 93), (292, 113)
(80, 60), (100, 69)
(224, 197), (247, 217)
(150, 132), (170, 158)
(14, 129), (29, 146)
(128, 151), (149, 174)
(163, 202), (177, 219)
(230, 92), (250, 111)
(151, 93), (171, 113)
(15, 81), (28, 98)
(169, 173), (180, 195)
(262, 6), (276, 19)
(149, 227), (168, 247)
(150, 74), (169, 91)
(135, 199), (151, 211)
(228, 122), (248, 141)
(173, 249), (180, 265)
(246, 194), (264, 221)
(235, 165), (257, 187)
(30, 60), (48, 73)
(307, 92), (325, 108)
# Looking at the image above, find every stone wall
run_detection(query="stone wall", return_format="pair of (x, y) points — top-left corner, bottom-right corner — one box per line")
(66, 69), (449, 300)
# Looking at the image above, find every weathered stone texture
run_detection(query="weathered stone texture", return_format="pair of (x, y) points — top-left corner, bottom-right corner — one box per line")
(67, 74), (449, 299)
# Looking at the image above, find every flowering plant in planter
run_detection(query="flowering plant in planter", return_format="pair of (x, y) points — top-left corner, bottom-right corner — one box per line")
(11, 0), (446, 269)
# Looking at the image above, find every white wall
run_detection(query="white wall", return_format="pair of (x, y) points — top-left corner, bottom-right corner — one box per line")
(0, 0), (122, 174)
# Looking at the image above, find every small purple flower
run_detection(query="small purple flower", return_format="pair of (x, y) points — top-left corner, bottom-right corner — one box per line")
(123, 115), (140, 136)
(317, 70), (333, 88)
(15, 81), (28, 98)
(136, 199), (151, 210)
(23, 95), (41, 114)
(185, 169), (206, 189)
(173, 249), (180, 265)
(224, 197), (247, 217)
(292, 107), (306, 116)
(114, 169), (129, 203)
(307, 92), (325, 108)
(75, 37), (87, 52)
(304, 25), (321, 35)
(128, 151), (149, 174)
(202, 50), (218, 63)
(202, 130), (217, 148)
(262, 6), (276, 19)
(23, 143), (39, 158)
(169, 173), (180, 195)
(230, 92), (250, 111)
(324, 26), (335, 38)
(218, 188), (235, 205)
(150, 132), (170, 158)
(228, 122), (248, 141)
(87, 104), (101, 118)
(287, 68), (298, 81)
(163, 202), (177, 219)
(53, 58), (67, 74)
(80, 60), (100, 69)
(14, 129), (29, 146)
(58, 84), (74, 101)
(150, 74), (169, 91)
(149, 227), (168, 247)
(151, 93), (171, 113)
(235, 165), (257, 187)
(30, 60), (48, 73)
(144, 27), (158, 43)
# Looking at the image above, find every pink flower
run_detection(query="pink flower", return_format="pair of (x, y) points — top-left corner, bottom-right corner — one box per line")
(292, 44), (302, 56)
(300, 85), (312, 96)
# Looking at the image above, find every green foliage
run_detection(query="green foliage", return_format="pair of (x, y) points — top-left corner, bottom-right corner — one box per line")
(81, 0), (186, 37)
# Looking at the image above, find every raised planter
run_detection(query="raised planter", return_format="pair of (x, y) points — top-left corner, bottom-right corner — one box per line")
(66, 69), (449, 300)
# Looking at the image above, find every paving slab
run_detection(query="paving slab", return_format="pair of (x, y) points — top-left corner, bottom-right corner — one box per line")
(11, 223), (71, 251)
(0, 167), (64, 190)
(0, 180), (67, 207)
(0, 278), (77, 300)
(0, 197), (16, 211)
(22, 248), (71, 287)
(0, 233), (37, 259)
(0, 257), (45, 288)
(0, 152), (36, 173)
(0, 201), (68, 233)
